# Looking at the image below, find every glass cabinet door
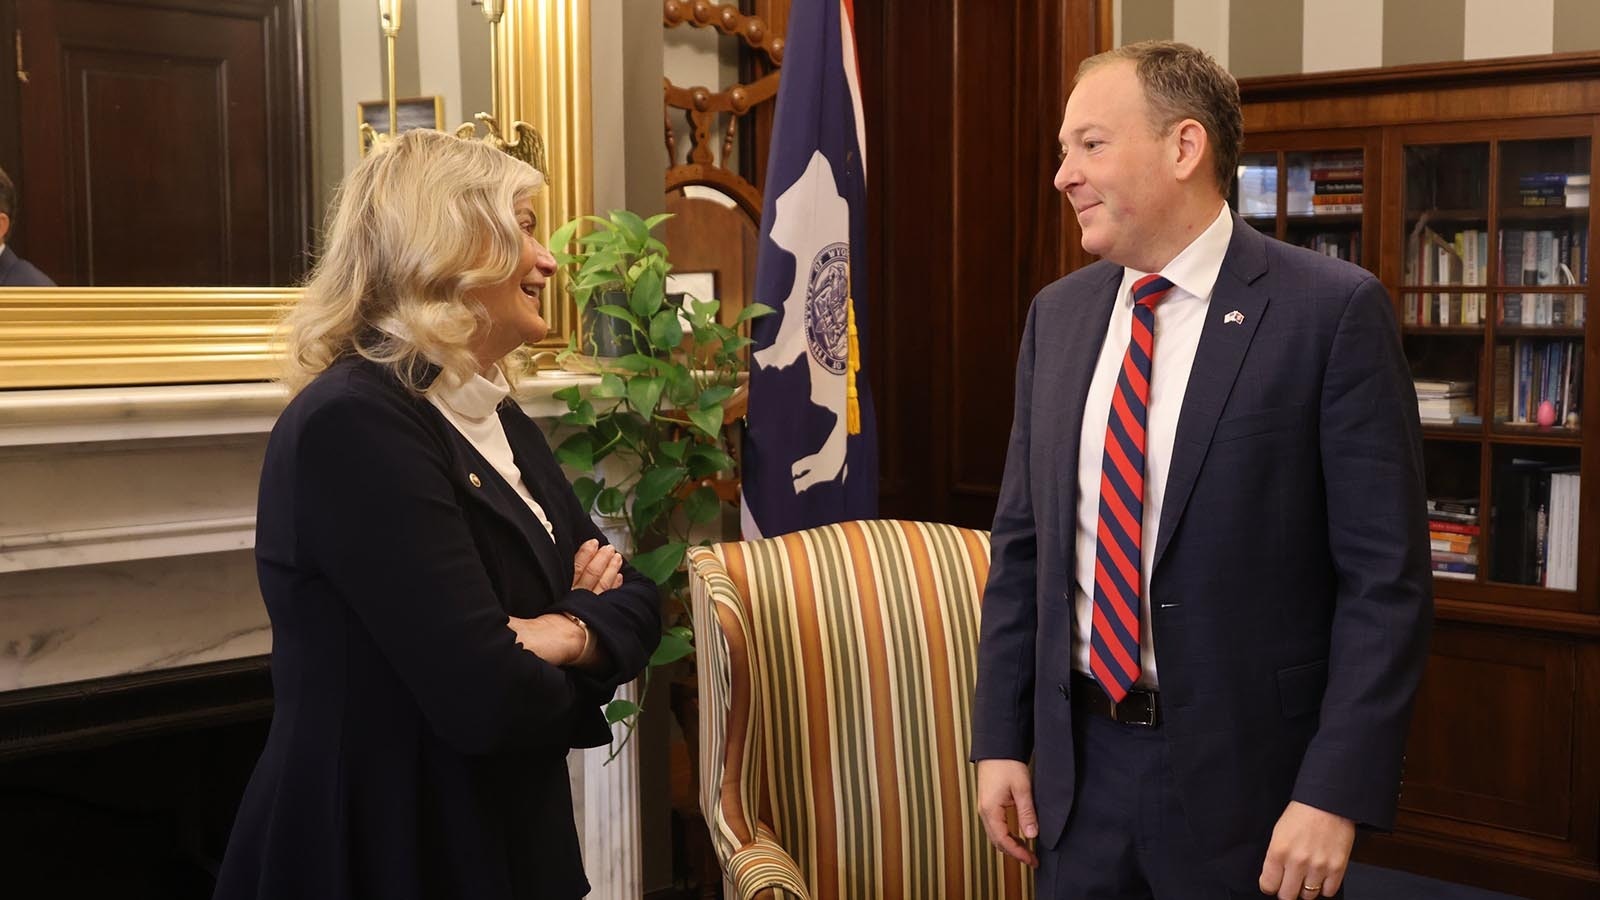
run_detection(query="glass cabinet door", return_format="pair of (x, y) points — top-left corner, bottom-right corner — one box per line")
(1286, 150), (1364, 266)
(1402, 143), (1490, 330)
(1231, 151), (1278, 234)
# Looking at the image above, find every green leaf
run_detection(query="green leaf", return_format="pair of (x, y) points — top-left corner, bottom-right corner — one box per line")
(558, 400), (596, 428)
(547, 217), (580, 254)
(635, 465), (688, 506)
(572, 476), (602, 513)
(604, 698), (641, 724)
(687, 445), (736, 478)
(697, 385), (734, 409)
(642, 212), (674, 231)
(595, 304), (641, 330)
(659, 437), (689, 462)
(596, 486), (625, 516)
(554, 433), (595, 471)
(688, 405), (722, 440)
(609, 209), (650, 250)
(649, 631), (694, 666)
(630, 266), (665, 319)
(627, 376), (665, 416)
(579, 265), (620, 291)
(684, 485), (721, 524)
(649, 309), (684, 348)
(593, 373), (626, 399)
(737, 302), (778, 324)
(552, 385), (581, 405)
(667, 624), (693, 642)
(631, 541), (687, 586)
(631, 498), (669, 535)
(721, 335), (755, 354)
(611, 353), (654, 373)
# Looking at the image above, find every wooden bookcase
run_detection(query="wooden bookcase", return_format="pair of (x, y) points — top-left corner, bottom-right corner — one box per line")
(1238, 54), (1600, 899)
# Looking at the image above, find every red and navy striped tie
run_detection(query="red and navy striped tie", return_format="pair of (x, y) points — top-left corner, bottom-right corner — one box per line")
(1090, 273), (1173, 704)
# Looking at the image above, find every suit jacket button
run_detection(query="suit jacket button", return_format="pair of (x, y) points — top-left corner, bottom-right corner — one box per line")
(469, 472), (482, 488)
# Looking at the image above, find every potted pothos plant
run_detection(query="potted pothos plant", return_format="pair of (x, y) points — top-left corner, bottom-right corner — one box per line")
(544, 210), (772, 754)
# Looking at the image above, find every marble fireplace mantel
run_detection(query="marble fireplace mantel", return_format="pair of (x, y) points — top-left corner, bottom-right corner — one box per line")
(0, 372), (641, 898)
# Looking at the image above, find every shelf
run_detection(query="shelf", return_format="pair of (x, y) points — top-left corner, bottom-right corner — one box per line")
(1406, 209), (1488, 222)
(1491, 285), (1586, 293)
(1398, 286), (1491, 293)
(1422, 423), (1485, 440)
(1286, 213), (1363, 225)
(1487, 426), (1583, 446)
(1498, 205), (1591, 221)
(1494, 324), (1585, 337)
(1402, 325), (1484, 335)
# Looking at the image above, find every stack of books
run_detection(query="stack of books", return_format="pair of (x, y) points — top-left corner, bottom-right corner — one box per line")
(1428, 497), (1479, 580)
(1311, 155), (1363, 215)
(1414, 378), (1476, 425)
(1518, 172), (1590, 208)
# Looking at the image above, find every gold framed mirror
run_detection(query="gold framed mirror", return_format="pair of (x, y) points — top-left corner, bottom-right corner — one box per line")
(0, 0), (592, 390)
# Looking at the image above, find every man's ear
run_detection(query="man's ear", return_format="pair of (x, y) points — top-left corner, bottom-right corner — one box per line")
(0, 212), (10, 245)
(1172, 118), (1210, 183)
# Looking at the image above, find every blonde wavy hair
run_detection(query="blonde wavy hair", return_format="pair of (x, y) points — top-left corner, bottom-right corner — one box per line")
(282, 128), (544, 394)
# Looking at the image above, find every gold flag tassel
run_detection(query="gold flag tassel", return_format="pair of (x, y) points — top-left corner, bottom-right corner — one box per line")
(845, 287), (862, 435)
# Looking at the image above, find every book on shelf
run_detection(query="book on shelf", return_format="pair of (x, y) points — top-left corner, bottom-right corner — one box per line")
(1418, 394), (1475, 423)
(1517, 172), (1590, 208)
(1415, 378), (1475, 396)
(1491, 462), (1580, 587)
(1236, 164), (1276, 216)
(1492, 339), (1583, 427)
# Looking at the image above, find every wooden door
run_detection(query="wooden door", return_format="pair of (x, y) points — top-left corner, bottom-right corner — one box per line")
(13, 0), (307, 286)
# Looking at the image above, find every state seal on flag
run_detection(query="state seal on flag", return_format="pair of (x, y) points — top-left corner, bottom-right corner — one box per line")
(806, 241), (851, 375)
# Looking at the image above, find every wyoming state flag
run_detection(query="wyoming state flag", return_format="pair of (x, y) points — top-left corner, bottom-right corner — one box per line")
(742, 0), (878, 540)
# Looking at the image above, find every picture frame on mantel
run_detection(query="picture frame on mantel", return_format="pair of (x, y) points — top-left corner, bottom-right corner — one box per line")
(357, 96), (445, 156)
(0, 0), (594, 391)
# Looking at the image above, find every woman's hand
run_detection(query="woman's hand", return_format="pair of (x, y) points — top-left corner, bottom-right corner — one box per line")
(506, 614), (586, 666)
(572, 538), (624, 593)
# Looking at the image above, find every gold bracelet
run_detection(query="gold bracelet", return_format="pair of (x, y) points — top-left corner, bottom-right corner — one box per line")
(561, 612), (591, 660)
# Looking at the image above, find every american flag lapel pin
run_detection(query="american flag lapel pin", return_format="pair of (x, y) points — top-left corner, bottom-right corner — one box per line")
(1223, 309), (1245, 325)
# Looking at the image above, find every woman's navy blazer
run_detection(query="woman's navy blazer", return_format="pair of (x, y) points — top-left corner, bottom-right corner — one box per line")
(215, 355), (661, 900)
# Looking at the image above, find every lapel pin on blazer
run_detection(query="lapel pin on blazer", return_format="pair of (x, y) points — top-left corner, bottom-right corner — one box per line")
(1223, 310), (1246, 325)
(469, 472), (482, 488)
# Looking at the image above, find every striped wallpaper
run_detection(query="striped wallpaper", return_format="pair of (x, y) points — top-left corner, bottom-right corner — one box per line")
(1114, 0), (1600, 78)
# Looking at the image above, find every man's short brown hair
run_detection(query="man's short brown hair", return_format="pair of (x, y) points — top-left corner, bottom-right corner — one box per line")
(1077, 40), (1243, 196)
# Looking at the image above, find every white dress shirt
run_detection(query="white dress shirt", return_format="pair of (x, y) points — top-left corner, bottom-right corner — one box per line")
(1072, 203), (1233, 688)
(426, 367), (557, 541)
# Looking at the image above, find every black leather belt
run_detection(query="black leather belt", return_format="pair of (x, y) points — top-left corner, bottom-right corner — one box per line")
(1069, 670), (1162, 728)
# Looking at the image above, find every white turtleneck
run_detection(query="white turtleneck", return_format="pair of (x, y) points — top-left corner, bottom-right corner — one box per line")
(426, 367), (556, 541)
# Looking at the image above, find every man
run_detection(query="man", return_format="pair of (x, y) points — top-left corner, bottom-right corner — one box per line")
(0, 166), (56, 286)
(972, 41), (1431, 900)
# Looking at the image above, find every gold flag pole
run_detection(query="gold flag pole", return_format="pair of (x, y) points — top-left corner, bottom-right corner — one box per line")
(359, 0), (404, 155)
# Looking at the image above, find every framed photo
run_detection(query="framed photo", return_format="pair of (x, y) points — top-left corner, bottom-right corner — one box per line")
(358, 96), (444, 153)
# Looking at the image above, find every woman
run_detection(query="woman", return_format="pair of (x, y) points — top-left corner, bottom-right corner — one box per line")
(215, 130), (661, 899)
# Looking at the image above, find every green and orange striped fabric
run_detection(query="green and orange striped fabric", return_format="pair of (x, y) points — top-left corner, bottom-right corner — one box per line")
(688, 520), (1034, 900)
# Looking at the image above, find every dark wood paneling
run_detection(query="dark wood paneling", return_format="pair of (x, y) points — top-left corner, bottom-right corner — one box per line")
(13, 0), (309, 286)
(859, 0), (1105, 527)
(1401, 625), (1574, 837)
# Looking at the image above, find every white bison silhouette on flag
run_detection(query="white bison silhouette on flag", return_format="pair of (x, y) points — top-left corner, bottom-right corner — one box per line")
(753, 151), (852, 493)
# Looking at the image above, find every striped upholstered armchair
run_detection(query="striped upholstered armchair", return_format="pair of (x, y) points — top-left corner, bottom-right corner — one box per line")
(687, 520), (1034, 900)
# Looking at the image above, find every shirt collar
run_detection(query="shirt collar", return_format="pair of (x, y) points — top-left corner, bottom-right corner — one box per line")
(1121, 202), (1234, 305)
(428, 365), (511, 420)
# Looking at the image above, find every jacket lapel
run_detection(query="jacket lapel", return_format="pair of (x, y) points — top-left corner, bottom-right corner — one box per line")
(0, 247), (16, 283)
(438, 414), (567, 603)
(1054, 264), (1124, 552)
(1151, 216), (1270, 575)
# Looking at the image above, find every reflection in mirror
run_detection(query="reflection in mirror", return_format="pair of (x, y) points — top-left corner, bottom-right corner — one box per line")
(4, 0), (492, 288)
